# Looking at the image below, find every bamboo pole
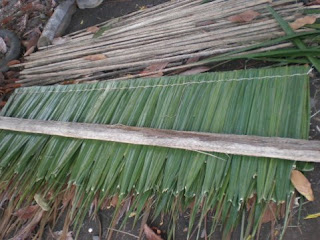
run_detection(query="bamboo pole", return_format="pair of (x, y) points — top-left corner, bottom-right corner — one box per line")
(13, 0), (317, 86)
(0, 117), (319, 162)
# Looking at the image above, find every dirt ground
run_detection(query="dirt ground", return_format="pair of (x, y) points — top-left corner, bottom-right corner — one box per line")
(40, 0), (320, 239)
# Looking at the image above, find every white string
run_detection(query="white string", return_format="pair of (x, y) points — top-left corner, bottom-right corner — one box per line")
(311, 109), (320, 119)
(307, 67), (314, 75)
(13, 71), (309, 96)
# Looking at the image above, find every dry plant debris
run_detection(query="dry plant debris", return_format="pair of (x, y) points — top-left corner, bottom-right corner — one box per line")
(14, 0), (320, 87)
(290, 16), (317, 30)
(290, 170), (314, 201)
(227, 10), (260, 23)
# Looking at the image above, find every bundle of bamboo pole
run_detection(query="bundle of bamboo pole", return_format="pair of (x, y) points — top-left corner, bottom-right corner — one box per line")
(15, 0), (319, 86)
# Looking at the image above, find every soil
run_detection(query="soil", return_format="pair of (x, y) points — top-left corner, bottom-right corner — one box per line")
(65, 0), (170, 34)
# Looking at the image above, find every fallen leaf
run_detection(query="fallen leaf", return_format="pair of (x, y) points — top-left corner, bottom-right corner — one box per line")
(291, 170), (314, 201)
(186, 56), (200, 64)
(34, 194), (50, 211)
(83, 54), (107, 61)
(143, 224), (163, 240)
(140, 62), (169, 77)
(87, 26), (100, 34)
(14, 205), (39, 220)
(228, 10), (260, 23)
(0, 37), (7, 54)
(261, 202), (286, 223)
(7, 60), (21, 66)
(290, 16), (317, 30)
(24, 46), (35, 56)
(305, 212), (320, 219)
(181, 66), (210, 75)
(109, 195), (119, 208)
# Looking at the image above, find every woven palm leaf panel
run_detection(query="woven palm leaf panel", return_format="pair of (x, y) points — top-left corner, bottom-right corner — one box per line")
(0, 66), (310, 238)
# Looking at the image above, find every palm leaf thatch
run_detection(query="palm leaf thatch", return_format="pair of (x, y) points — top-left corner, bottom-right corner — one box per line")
(0, 66), (310, 239)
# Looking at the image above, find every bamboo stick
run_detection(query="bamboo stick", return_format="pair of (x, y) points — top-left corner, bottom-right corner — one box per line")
(14, 0), (317, 86)
(0, 117), (319, 162)
(28, 1), (301, 59)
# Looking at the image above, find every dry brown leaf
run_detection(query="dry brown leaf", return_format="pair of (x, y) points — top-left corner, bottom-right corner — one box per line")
(7, 60), (21, 66)
(186, 56), (200, 64)
(0, 37), (7, 54)
(228, 10), (260, 23)
(261, 202), (286, 223)
(83, 54), (107, 61)
(291, 170), (314, 201)
(140, 62), (169, 77)
(24, 46), (35, 56)
(143, 224), (163, 240)
(14, 205), (39, 220)
(87, 26), (100, 34)
(110, 195), (119, 208)
(290, 16), (317, 30)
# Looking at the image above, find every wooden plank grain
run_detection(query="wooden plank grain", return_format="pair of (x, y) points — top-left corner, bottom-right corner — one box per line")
(0, 116), (319, 162)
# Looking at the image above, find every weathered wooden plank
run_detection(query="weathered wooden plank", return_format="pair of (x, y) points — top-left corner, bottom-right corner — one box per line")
(0, 116), (319, 162)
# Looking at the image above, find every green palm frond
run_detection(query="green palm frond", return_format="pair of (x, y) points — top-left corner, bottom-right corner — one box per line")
(0, 66), (310, 239)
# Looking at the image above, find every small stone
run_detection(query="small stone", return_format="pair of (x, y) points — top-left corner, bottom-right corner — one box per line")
(76, 0), (104, 9)
(92, 236), (99, 240)
(88, 228), (93, 233)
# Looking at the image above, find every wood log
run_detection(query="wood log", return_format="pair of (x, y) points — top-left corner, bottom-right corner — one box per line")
(0, 117), (319, 162)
